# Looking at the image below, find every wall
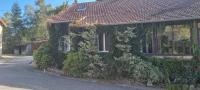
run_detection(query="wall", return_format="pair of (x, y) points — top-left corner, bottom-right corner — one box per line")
(0, 25), (3, 56)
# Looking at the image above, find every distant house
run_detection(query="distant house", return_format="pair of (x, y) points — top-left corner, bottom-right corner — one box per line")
(0, 20), (6, 55)
(48, 0), (200, 56)
(13, 40), (48, 55)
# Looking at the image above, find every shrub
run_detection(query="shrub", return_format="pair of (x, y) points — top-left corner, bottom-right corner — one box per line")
(166, 84), (190, 90)
(192, 44), (200, 61)
(129, 57), (164, 84)
(63, 51), (89, 77)
(148, 58), (200, 85)
(33, 43), (52, 70)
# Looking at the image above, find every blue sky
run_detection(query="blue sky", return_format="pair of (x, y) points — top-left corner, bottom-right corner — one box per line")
(0, 0), (95, 17)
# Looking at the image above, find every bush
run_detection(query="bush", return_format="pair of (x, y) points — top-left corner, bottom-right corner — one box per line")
(128, 57), (164, 84)
(192, 44), (200, 61)
(63, 51), (89, 77)
(148, 58), (200, 85)
(166, 84), (190, 90)
(33, 43), (52, 70)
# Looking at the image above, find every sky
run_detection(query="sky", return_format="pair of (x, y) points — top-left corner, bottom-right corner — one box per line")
(0, 0), (95, 17)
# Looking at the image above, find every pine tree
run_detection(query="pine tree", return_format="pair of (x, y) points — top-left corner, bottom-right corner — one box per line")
(11, 2), (23, 31)
(113, 27), (137, 76)
(11, 2), (23, 44)
(71, 25), (105, 78)
(113, 27), (163, 82)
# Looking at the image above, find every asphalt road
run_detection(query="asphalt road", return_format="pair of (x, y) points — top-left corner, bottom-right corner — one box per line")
(0, 56), (160, 90)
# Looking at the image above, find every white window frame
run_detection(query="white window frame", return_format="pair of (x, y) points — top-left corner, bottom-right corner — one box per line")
(198, 23), (200, 28)
(98, 32), (109, 53)
(58, 36), (71, 53)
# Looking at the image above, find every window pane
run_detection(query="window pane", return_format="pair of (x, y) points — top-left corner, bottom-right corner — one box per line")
(158, 25), (191, 55)
(105, 33), (111, 51)
(142, 35), (147, 53)
(58, 37), (64, 51)
(173, 25), (191, 54)
(142, 31), (153, 54)
(58, 36), (71, 53)
(98, 33), (103, 51)
(160, 26), (173, 54)
(198, 23), (200, 46)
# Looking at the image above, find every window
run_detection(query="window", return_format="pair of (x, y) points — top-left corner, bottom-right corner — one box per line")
(198, 23), (200, 28)
(158, 25), (191, 55)
(142, 31), (153, 54)
(142, 24), (191, 55)
(77, 5), (87, 12)
(58, 36), (70, 53)
(159, 26), (173, 54)
(98, 32), (110, 52)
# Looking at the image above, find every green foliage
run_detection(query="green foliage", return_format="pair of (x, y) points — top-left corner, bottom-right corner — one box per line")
(48, 23), (68, 69)
(112, 27), (136, 76)
(11, 2), (23, 31)
(166, 84), (190, 90)
(2, 0), (69, 54)
(192, 44), (200, 61)
(129, 58), (163, 83)
(111, 27), (163, 83)
(148, 58), (200, 85)
(33, 43), (52, 69)
(72, 25), (105, 78)
(11, 2), (24, 44)
(63, 51), (89, 77)
(35, 0), (48, 39)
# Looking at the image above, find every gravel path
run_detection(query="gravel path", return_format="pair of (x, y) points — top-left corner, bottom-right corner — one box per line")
(0, 56), (161, 90)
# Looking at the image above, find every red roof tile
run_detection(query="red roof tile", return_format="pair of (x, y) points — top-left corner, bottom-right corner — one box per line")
(0, 20), (6, 27)
(49, 0), (200, 25)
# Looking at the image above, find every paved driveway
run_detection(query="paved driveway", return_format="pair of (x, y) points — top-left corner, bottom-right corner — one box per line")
(0, 56), (160, 90)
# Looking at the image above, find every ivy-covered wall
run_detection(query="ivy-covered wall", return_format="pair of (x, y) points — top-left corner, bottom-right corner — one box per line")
(48, 22), (69, 69)
(48, 20), (200, 69)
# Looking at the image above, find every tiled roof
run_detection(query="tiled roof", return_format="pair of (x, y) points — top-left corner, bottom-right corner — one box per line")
(0, 20), (6, 26)
(49, 0), (200, 25)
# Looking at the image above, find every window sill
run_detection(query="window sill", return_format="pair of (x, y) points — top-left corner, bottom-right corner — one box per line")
(99, 51), (109, 53)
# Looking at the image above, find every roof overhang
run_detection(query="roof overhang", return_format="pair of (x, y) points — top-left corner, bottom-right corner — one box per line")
(47, 16), (200, 27)
(0, 20), (7, 27)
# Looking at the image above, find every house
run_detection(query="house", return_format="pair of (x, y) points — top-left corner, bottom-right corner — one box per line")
(0, 20), (6, 56)
(48, 0), (200, 57)
(13, 40), (48, 55)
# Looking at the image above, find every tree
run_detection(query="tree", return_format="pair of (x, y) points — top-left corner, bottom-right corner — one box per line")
(10, 2), (24, 45)
(1, 12), (12, 26)
(70, 25), (105, 78)
(22, 5), (37, 42)
(23, 5), (37, 29)
(113, 27), (137, 76)
(2, 2), (24, 53)
(11, 2), (23, 31)
(53, 1), (68, 15)
(35, 0), (48, 40)
(113, 27), (163, 83)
